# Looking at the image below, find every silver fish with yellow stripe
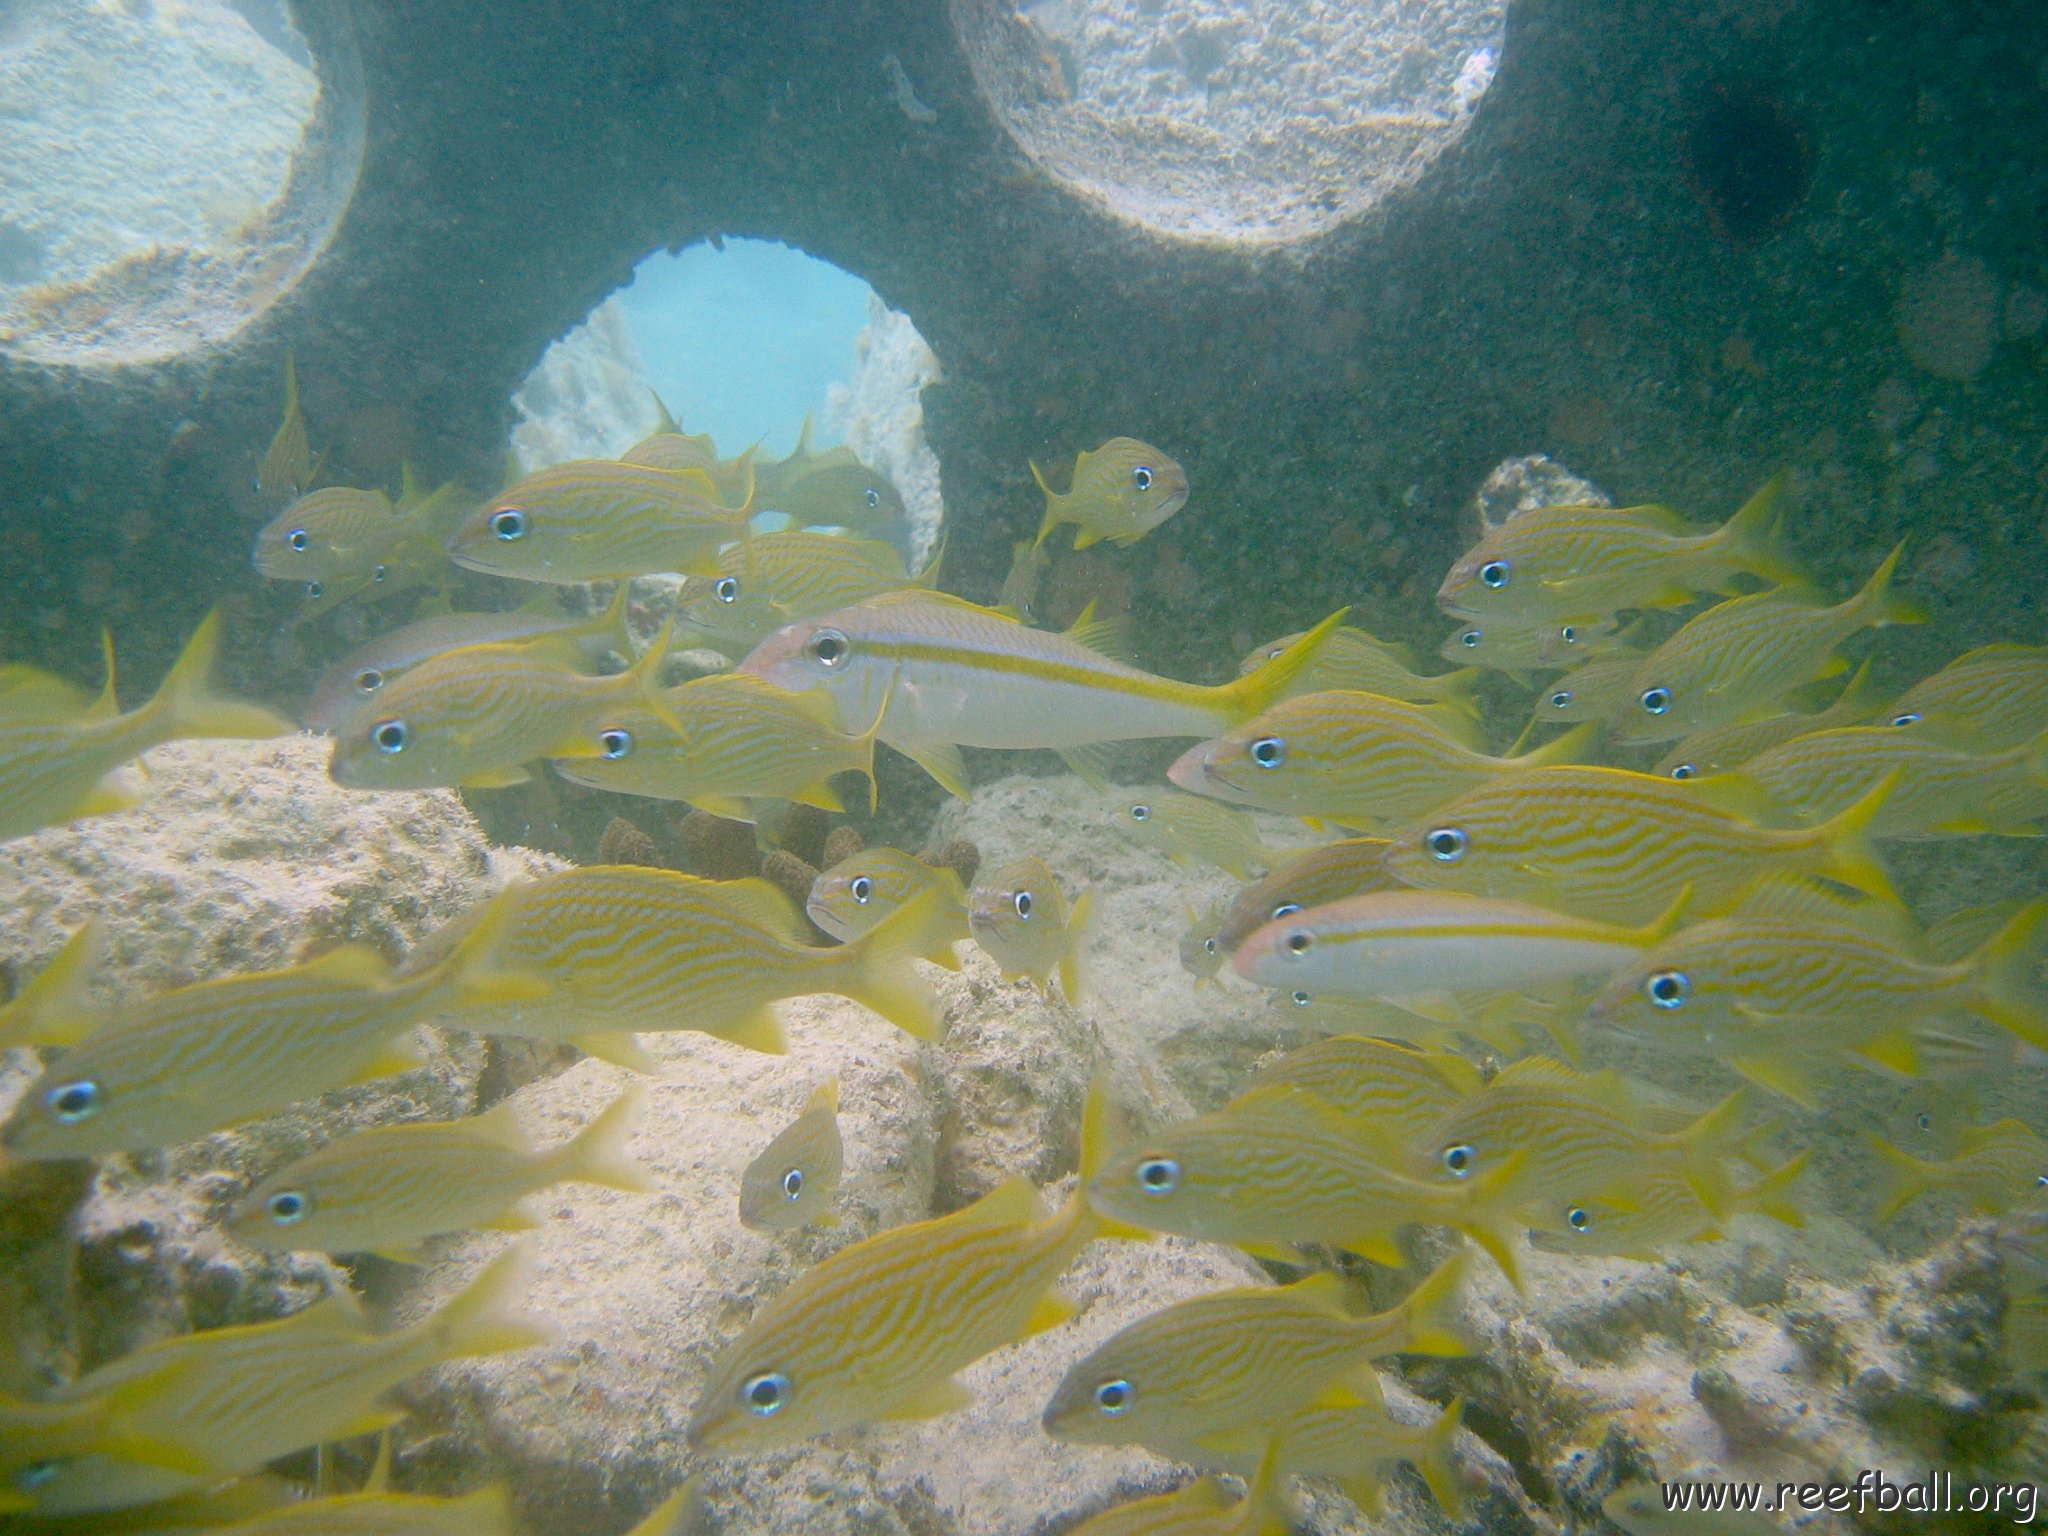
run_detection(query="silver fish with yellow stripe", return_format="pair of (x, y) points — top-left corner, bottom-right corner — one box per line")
(738, 1078), (844, 1231)
(448, 459), (754, 582)
(1202, 837), (1394, 964)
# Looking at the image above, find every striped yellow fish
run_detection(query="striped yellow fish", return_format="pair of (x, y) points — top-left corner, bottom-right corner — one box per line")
(1381, 765), (1897, 924)
(687, 1082), (1135, 1450)
(738, 1079), (844, 1232)
(1438, 611), (1632, 675)
(1888, 642), (2048, 750)
(414, 865), (960, 1063)
(226, 1086), (650, 1260)
(1203, 837), (1394, 962)
(1654, 658), (1885, 780)
(1032, 437), (1189, 551)
(1039, 1251), (1471, 1465)
(191, 1484), (517, 1536)
(0, 902), (538, 1160)
(1109, 790), (1283, 878)
(1269, 1391), (1464, 1519)
(754, 418), (904, 534)
(1247, 1035), (1481, 1146)
(1178, 897), (1233, 983)
(1524, 653), (1651, 728)
(1719, 723), (2048, 837)
(327, 626), (680, 791)
(1239, 626), (1480, 714)
(1867, 1118), (2048, 1218)
(1527, 1152), (1808, 1260)
(547, 671), (884, 819)
(674, 530), (936, 656)
(1168, 690), (1595, 830)
(621, 398), (756, 503)
(1062, 1463), (1287, 1536)
(0, 922), (104, 1051)
(807, 845), (970, 946)
(1437, 475), (1797, 624)
(1613, 544), (1924, 745)
(448, 460), (753, 582)
(739, 591), (1346, 796)
(1088, 1085), (1526, 1282)
(0, 613), (290, 844)
(254, 471), (469, 622)
(969, 857), (1093, 1003)
(253, 353), (313, 507)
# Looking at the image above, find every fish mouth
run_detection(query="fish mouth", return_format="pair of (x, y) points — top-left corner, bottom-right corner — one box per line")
(1165, 741), (1228, 796)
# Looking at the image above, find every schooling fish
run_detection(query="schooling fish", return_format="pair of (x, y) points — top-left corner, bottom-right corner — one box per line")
(1247, 1035), (1482, 1147)
(969, 856), (1094, 1003)
(1653, 658), (1885, 780)
(253, 353), (314, 507)
(226, 1086), (650, 1260)
(1206, 837), (1395, 961)
(738, 1079), (844, 1232)
(1717, 723), (2048, 838)
(0, 922), (105, 1051)
(1613, 545), (1925, 745)
(1040, 1251), (1471, 1466)
(1523, 654), (1651, 729)
(193, 1483), (518, 1536)
(807, 845), (971, 946)
(1239, 626), (1480, 713)
(740, 592), (1347, 797)
(1381, 765), (1897, 924)
(413, 865), (961, 1062)
(1438, 612), (1632, 676)
(1032, 437), (1189, 551)
(0, 612), (291, 844)
(1062, 1460), (1287, 1536)
(1257, 1390), (1466, 1520)
(254, 471), (470, 622)
(673, 530), (936, 657)
(1437, 475), (1797, 624)
(1867, 1118), (2048, 1218)
(1527, 1152), (1809, 1260)
(448, 460), (753, 582)
(1109, 790), (1283, 879)
(754, 419), (905, 534)
(687, 1082), (1137, 1451)
(1178, 899), (1233, 984)
(1888, 642), (2048, 750)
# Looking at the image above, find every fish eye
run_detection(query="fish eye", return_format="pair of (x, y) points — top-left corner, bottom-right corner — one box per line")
(266, 1190), (310, 1225)
(1560, 625), (1579, 643)
(1479, 559), (1511, 589)
(740, 1370), (790, 1417)
(1645, 969), (1691, 1009)
(1669, 763), (1695, 780)
(1093, 1378), (1134, 1415)
(371, 564), (389, 583)
(304, 580), (324, 599)
(864, 487), (882, 509)
(2035, 1173), (2048, 1189)
(1640, 686), (1673, 716)
(850, 876), (873, 904)
(354, 668), (385, 695)
(1890, 711), (1921, 727)
(1202, 937), (1218, 955)
(1132, 465), (1153, 491)
(598, 727), (634, 760)
(1916, 1113), (1933, 1131)
(1284, 930), (1311, 956)
(714, 576), (739, 603)
(1271, 902), (1301, 920)
(372, 719), (409, 755)
(45, 1080), (100, 1124)
(1459, 628), (1483, 648)
(1441, 1143), (1475, 1177)
(286, 528), (309, 552)
(15, 1459), (61, 1491)
(491, 508), (527, 541)
(1135, 1157), (1180, 1194)
(1129, 804), (1150, 822)
(1289, 989), (1312, 1006)
(1249, 736), (1286, 769)
(809, 627), (851, 669)
(781, 1168), (805, 1200)
(1567, 1206), (1592, 1233)
(1425, 827), (1467, 862)
(1013, 891), (1034, 920)
(1549, 690), (1573, 710)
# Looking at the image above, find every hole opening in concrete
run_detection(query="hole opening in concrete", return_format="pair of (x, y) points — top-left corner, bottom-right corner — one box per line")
(512, 238), (944, 564)
(0, 0), (363, 367)
(953, 0), (1506, 244)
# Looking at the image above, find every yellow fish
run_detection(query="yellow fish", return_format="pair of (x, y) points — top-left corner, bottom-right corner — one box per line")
(1524, 653), (1652, 728)
(968, 856), (1094, 1003)
(1437, 475), (1797, 624)
(1438, 612), (1632, 676)
(1178, 898), (1233, 983)
(687, 1082), (1136, 1450)
(327, 626), (680, 791)
(1260, 1391), (1465, 1520)
(1613, 544), (1924, 745)
(997, 536), (1051, 622)
(1109, 790), (1283, 878)
(1247, 1035), (1481, 1146)
(1204, 837), (1394, 961)
(1168, 689), (1595, 830)
(448, 460), (753, 582)
(1061, 1463), (1287, 1536)
(1888, 642), (2048, 750)
(1527, 1152), (1809, 1260)
(806, 845), (970, 946)
(1653, 657), (1885, 779)
(754, 418), (905, 534)
(0, 922), (105, 1051)
(226, 1085), (650, 1260)
(253, 353), (314, 507)
(738, 1079), (844, 1232)
(0, 612), (290, 844)
(1040, 1251), (1471, 1465)
(193, 1484), (517, 1536)
(1239, 625), (1480, 713)
(620, 396), (756, 502)
(673, 530), (937, 656)
(1031, 436), (1189, 550)
(415, 865), (960, 1063)
(0, 903), (537, 1160)
(1719, 723), (2048, 838)
(1381, 765), (1896, 924)
(1867, 1118), (2048, 1218)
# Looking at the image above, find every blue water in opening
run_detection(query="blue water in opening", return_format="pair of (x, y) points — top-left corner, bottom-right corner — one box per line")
(616, 238), (875, 459)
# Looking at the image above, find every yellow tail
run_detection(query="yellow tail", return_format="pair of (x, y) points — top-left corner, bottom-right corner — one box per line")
(1415, 1396), (1468, 1518)
(1380, 1248), (1475, 1358)
(1806, 766), (1899, 900)
(1863, 1132), (1934, 1221)
(837, 885), (961, 1042)
(1715, 471), (1803, 585)
(1058, 888), (1095, 1006)
(1029, 460), (1065, 550)
(139, 611), (294, 747)
(1223, 608), (1351, 724)
(552, 1084), (655, 1194)
(1970, 897), (2048, 1049)
(1851, 541), (1928, 627)
(0, 921), (106, 1049)
(410, 1245), (553, 1367)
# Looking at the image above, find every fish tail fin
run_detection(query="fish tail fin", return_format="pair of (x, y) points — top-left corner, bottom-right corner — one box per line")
(1381, 1247), (1475, 1357)
(1969, 897), (2048, 1050)
(839, 886), (956, 1041)
(1854, 540), (1928, 627)
(595, 581), (636, 662)
(1718, 470), (1803, 584)
(1242, 1432), (1293, 1536)
(1457, 1152), (1529, 1293)
(1074, 1075), (1151, 1243)
(0, 921), (107, 1048)
(1225, 608), (1351, 723)
(1431, 665), (1486, 716)
(1513, 718), (1603, 769)
(142, 610), (293, 746)
(87, 629), (120, 720)
(424, 892), (550, 1012)
(1809, 766), (1899, 900)
(1864, 1132), (1935, 1221)
(553, 1084), (655, 1194)
(1416, 1397), (1468, 1518)
(1059, 888), (1095, 1006)
(1747, 1151), (1811, 1229)
(626, 622), (683, 736)
(1030, 461), (1062, 550)
(415, 1245), (552, 1365)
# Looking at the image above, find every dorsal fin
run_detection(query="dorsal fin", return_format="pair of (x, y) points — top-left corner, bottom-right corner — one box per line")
(710, 876), (810, 943)
(1063, 600), (1135, 663)
(648, 390), (680, 436)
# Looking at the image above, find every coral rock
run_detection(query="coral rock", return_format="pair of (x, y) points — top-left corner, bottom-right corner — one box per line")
(595, 815), (665, 869)
(821, 824), (867, 870)
(675, 809), (760, 880)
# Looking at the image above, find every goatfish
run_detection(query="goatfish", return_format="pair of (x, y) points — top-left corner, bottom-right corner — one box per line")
(1110, 790), (1285, 878)
(253, 353), (314, 507)
(673, 530), (939, 657)
(1867, 1119), (2048, 1219)
(0, 922), (105, 1051)
(225, 1086), (650, 1261)
(1232, 889), (1689, 1007)
(302, 588), (633, 732)
(1032, 437), (1189, 551)
(969, 857), (1093, 1003)
(1613, 545), (1925, 745)
(739, 1078), (844, 1231)
(1240, 626), (1480, 713)
(1527, 1153), (1808, 1260)
(1437, 474), (1797, 624)
(753, 418), (905, 534)
(808, 845), (970, 946)
(687, 1081), (1138, 1450)
(740, 591), (1346, 797)
(0, 611), (290, 844)
(448, 460), (753, 582)
(327, 625), (680, 791)
(1040, 1251), (1471, 1465)
(1438, 612), (1632, 676)
(1889, 642), (2048, 750)
(1247, 1035), (1482, 1147)
(1381, 765), (1897, 925)
(410, 865), (961, 1063)
(0, 903), (538, 1159)
(1654, 658), (1885, 780)
(1716, 723), (2048, 838)
(1168, 689), (1595, 831)
(1203, 837), (1394, 963)
(547, 670), (885, 819)
(1087, 1084), (1527, 1283)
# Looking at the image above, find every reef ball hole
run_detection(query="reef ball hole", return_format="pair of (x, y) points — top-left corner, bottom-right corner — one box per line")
(510, 238), (943, 564)
(1682, 79), (1814, 244)
(0, 0), (363, 366)
(952, 0), (1507, 244)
